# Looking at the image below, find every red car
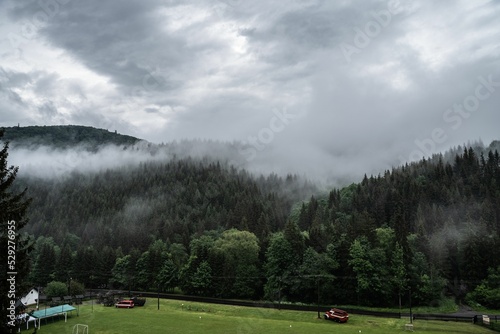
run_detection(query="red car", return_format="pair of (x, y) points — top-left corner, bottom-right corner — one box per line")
(115, 300), (135, 308)
(324, 308), (349, 323)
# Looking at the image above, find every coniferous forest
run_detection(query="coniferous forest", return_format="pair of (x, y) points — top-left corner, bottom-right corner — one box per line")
(4, 126), (500, 309)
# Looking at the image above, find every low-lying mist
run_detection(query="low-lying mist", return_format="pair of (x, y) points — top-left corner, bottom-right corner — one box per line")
(6, 141), (384, 188)
(8, 142), (163, 179)
(6, 137), (499, 189)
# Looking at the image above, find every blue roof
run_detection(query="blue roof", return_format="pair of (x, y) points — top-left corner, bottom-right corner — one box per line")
(31, 304), (76, 319)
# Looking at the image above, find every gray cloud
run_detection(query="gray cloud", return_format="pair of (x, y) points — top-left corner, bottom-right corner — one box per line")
(1, 0), (499, 184)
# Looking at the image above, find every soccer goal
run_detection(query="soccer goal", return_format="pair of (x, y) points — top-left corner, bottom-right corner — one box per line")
(72, 324), (89, 334)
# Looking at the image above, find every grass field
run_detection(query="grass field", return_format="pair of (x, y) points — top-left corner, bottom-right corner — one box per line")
(23, 298), (497, 334)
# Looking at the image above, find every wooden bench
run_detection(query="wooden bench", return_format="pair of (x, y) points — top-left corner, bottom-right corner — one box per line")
(405, 323), (414, 331)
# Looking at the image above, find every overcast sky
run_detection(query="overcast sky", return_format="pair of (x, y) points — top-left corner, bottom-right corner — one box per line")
(1, 0), (499, 182)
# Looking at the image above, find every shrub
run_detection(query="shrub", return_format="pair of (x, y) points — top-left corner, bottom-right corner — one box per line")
(45, 281), (68, 298)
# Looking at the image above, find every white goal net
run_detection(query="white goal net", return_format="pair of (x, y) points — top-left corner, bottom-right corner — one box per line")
(72, 324), (89, 334)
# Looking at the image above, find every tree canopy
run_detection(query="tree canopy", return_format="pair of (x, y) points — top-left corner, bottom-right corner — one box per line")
(5, 129), (500, 309)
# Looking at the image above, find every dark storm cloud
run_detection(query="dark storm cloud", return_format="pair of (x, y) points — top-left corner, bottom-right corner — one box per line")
(5, 0), (205, 101)
(29, 0), (185, 92)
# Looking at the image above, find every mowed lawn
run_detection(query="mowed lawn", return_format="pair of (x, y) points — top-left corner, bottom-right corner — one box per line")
(25, 299), (495, 334)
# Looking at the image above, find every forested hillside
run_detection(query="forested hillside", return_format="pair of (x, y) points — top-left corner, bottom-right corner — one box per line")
(15, 159), (316, 299)
(294, 145), (500, 307)
(19, 159), (310, 250)
(4, 126), (500, 309)
(2, 125), (140, 149)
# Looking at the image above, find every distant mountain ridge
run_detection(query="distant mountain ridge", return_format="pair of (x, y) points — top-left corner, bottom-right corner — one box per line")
(1, 125), (142, 149)
(0, 125), (255, 174)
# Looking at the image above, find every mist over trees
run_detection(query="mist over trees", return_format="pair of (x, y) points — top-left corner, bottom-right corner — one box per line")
(18, 158), (307, 250)
(4, 126), (500, 309)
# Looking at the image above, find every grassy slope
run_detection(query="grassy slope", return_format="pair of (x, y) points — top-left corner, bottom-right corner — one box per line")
(25, 299), (496, 334)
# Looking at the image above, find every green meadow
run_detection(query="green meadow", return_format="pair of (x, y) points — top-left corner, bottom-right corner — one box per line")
(23, 299), (496, 334)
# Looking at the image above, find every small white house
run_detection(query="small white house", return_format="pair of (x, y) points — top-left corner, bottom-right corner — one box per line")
(20, 288), (39, 306)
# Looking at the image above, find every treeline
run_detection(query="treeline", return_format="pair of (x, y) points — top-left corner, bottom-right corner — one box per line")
(2, 125), (140, 150)
(19, 144), (500, 308)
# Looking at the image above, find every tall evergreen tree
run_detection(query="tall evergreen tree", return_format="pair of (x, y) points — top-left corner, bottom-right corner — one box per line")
(0, 130), (32, 333)
(55, 243), (74, 282)
(32, 242), (57, 286)
(157, 259), (178, 293)
(348, 237), (374, 305)
(283, 220), (305, 262)
(263, 232), (294, 301)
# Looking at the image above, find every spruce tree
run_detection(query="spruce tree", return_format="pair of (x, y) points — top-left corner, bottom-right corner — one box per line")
(0, 129), (32, 333)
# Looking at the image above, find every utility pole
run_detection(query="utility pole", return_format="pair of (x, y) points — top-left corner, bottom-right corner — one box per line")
(409, 287), (413, 324)
(69, 277), (72, 301)
(278, 277), (282, 311)
(317, 277), (320, 319)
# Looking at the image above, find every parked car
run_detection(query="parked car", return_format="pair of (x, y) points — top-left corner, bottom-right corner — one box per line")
(131, 296), (146, 306)
(324, 308), (349, 323)
(115, 300), (135, 308)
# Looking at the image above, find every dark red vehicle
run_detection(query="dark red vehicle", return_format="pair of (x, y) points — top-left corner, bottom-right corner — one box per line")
(115, 300), (135, 308)
(323, 308), (349, 323)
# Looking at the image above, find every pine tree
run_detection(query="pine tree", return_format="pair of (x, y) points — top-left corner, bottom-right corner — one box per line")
(32, 243), (56, 286)
(55, 243), (74, 282)
(0, 130), (32, 333)
(283, 220), (305, 262)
